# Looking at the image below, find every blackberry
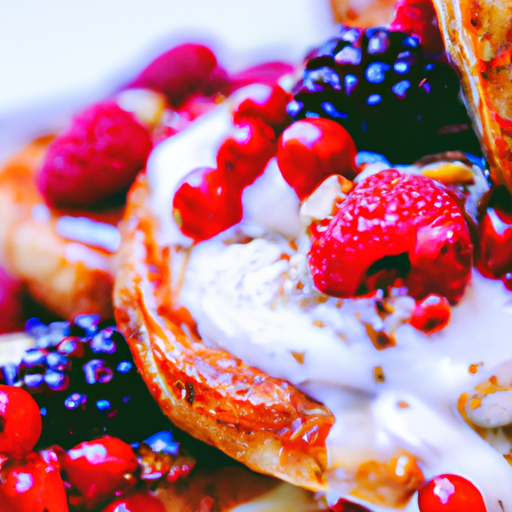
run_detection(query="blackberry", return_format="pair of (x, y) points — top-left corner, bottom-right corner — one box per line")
(3, 315), (171, 449)
(289, 25), (481, 163)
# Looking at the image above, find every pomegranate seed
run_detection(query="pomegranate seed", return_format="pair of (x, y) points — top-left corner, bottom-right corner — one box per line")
(410, 294), (451, 334)
(478, 186), (512, 279)
(277, 118), (358, 200)
(101, 490), (166, 512)
(217, 118), (277, 188)
(418, 474), (487, 512)
(61, 436), (138, 510)
(172, 167), (243, 242)
(0, 450), (68, 512)
(0, 385), (42, 458)
(233, 84), (292, 132)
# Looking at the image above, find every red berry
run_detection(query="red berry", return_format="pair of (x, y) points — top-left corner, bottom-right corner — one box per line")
(230, 61), (295, 90)
(327, 498), (373, 511)
(410, 294), (451, 334)
(129, 44), (229, 107)
(61, 436), (138, 510)
(233, 84), (292, 132)
(308, 170), (472, 303)
(277, 118), (358, 200)
(216, 119), (277, 187)
(390, 0), (444, 54)
(172, 167), (243, 242)
(478, 186), (512, 279)
(0, 450), (68, 512)
(101, 490), (166, 512)
(37, 101), (153, 209)
(0, 385), (42, 458)
(418, 474), (487, 512)
(0, 266), (25, 334)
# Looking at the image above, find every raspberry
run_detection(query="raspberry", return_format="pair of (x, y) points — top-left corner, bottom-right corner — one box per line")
(308, 170), (472, 303)
(418, 474), (487, 512)
(390, 0), (444, 54)
(0, 450), (68, 512)
(0, 266), (25, 334)
(0, 385), (42, 458)
(172, 167), (243, 241)
(289, 25), (480, 163)
(277, 118), (358, 199)
(129, 44), (230, 107)
(37, 101), (153, 209)
(62, 436), (138, 510)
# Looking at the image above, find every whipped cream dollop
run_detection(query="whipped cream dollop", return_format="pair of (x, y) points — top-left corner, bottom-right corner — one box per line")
(147, 89), (512, 512)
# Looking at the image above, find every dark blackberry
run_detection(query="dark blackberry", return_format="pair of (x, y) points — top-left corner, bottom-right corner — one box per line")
(289, 25), (482, 163)
(6, 315), (171, 449)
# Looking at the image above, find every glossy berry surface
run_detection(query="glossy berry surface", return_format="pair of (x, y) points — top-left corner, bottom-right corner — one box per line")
(173, 166), (243, 241)
(0, 450), (68, 512)
(0, 266), (25, 334)
(217, 118), (277, 188)
(62, 436), (138, 510)
(418, 474), (487, 512)
(37, 101), (153, 209)
(129, 43), (229, 107)
(390, 0), (444, 54)
(289, 25), (480, 163)
(0, 385), (42, 458)
(308, 170), (472, 303)
(233, 84), (292, 133)
(409, 294), (451, 334)
(478, 186), (512, 279)
(277, 118), (358, 199)
(101, 490), (166, 512)
(5, 316), (171, 449)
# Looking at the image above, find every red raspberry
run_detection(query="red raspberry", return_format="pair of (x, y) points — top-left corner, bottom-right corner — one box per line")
(0, 385), (42, 458)
(0, 450), (68, 512)
(101, 490), (166, 512)
(37, 101), (153, 209)
(418, 474), (487, 512)
(277, 118), (358, 200)
(390, 0), (444, 54)
(233, 84), (292, 133)
(410, 294), (451, 334)
(217, 118), (277, 188)
(308, 170), (472, 304)
(129, 44), (230, 107)
(172, 167), (243, 242)
(478, 186), (512, 279)
(230, 61), (295, 90)
(61, 436), (138, 510)
(0, 266), (25, 334)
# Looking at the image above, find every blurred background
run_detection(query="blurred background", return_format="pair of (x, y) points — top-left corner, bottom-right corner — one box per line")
(0, 0), (335, 159)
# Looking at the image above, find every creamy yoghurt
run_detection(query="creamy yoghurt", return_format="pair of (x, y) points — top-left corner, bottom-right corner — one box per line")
(147, 88), (512, 512)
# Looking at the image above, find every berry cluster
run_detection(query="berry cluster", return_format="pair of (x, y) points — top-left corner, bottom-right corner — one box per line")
(288, 25), (481, 163)
(2, 315), (171, 449)
(172, 83), (292, 241)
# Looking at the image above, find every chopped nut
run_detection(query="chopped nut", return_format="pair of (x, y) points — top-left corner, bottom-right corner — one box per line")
(420, 161), (475, 186)
(373, 366), (386, 383)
